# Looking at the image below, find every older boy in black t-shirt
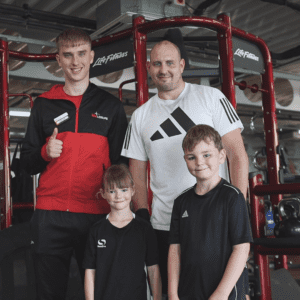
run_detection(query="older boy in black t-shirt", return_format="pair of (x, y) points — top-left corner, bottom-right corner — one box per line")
(83, 164), (162, 300)
(168, 125), (252, 300)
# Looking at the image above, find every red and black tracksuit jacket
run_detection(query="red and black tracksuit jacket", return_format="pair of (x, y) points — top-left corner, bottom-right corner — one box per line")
(21, 83), (128, 214)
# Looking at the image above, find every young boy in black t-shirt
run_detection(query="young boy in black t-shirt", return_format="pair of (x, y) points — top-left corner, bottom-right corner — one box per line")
(168, 125), (252, 300)
(83, 164), (162, 300)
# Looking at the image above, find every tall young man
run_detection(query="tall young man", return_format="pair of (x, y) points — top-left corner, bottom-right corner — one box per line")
(21, 28), (128, 300)
(121, 40), (249, 298)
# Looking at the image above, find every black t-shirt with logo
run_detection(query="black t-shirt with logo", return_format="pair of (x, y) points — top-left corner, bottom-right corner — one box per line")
(169, 179), (253, 300)
(83, 214), (159, 300)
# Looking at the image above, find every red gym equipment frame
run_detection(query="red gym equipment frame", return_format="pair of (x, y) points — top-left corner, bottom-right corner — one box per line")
(1, 13), (300, 299)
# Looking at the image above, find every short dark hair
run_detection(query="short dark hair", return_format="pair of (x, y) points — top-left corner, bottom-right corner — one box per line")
(56, 28), (92, 51)
(102, 164), (134, 190)
(182, 125), (223, 152)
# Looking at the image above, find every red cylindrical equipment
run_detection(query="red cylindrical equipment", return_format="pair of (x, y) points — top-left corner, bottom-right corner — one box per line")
(133, 15), (149, 107)
(217, 14), (236, 108)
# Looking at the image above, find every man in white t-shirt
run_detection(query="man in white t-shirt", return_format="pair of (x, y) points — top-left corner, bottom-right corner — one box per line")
(121, 40), (249, 298)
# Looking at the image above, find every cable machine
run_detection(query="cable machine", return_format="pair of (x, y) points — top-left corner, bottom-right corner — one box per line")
(1, 13), (298, 299)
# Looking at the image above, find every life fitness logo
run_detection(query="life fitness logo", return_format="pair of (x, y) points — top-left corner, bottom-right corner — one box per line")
(234, 48), (259, 62)
(92, 51), (128, 67)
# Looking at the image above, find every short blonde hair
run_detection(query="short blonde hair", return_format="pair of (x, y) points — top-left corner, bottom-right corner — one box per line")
(56, 28), (92, 51)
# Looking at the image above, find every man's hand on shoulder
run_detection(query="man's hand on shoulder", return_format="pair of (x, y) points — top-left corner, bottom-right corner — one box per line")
(46, 128), (63, 159)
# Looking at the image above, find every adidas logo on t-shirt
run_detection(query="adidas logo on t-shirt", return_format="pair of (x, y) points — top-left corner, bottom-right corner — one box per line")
(182, 210), (188, 218)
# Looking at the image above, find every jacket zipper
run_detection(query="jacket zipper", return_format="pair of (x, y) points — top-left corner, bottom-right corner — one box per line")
(68, 101), (81, 209)
(75, 106), (79, 133)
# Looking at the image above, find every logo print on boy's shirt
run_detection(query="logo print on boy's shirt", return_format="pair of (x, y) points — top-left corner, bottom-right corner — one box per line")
(182, 210), (189, 218)
(97, 239), (106, 248)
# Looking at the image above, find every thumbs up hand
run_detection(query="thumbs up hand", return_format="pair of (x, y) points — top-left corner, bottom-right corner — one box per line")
(46, 128), (63, 158)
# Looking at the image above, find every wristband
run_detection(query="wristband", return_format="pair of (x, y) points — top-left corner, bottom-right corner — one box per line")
(136, 208), (151, 223)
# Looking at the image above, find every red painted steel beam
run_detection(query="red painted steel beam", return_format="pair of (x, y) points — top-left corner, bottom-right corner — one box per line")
(132, 16), (152, 212)
(92, 28), (133, 48)
(217, 14), (236, 108)
(254, 250), (272, 300)
(249, 173), (272, 300)
(9, 51), (56, 61)
(256, 246), (300, 255)
(249, 174), (265, 239)
(253, 183), (300, 196)
(132, 15), (148, 107)
(137, 16), (227, 35)
(0, 39), (11, 230)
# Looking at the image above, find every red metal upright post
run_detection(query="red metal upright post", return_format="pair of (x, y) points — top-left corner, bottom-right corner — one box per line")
(217, 13), (236, 108)
(133, 15), (149, 107)
(260, 31), (287, 271)
(0, 39), (11, 229)
(132, 15), (153, 212)
(249, 173), (272, 300)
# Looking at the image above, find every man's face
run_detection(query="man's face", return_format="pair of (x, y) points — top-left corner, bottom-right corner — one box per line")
(56, 42), (94, 85)
(147, 42), (185, 92)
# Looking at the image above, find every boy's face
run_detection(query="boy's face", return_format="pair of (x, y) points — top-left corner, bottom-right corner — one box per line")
(184, 139), (226, 183)
(56, 41), (94, 85)
(101, 185), (134, 211)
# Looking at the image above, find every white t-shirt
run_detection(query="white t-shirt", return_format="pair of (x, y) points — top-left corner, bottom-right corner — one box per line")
(122, 83), (244, 231)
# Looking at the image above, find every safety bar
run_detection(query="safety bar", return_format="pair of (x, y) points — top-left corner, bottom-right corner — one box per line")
(256, 246), (300, 256)
(9, 51), (56, 61)
(254, 183), (300, 196)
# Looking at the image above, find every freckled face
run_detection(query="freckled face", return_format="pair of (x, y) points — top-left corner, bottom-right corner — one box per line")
(56, 42), (94, 85)
(184, 140), (226, 183)
(148, 42), (185, 92)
